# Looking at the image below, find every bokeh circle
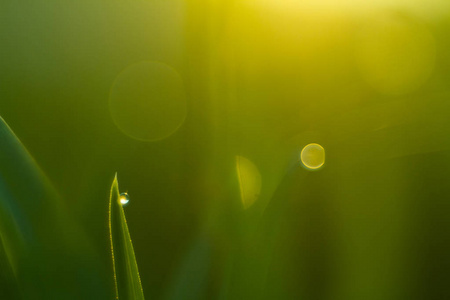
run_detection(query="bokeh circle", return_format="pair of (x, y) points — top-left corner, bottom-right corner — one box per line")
(109, 61), (187, 141)
(301, 143), (325, 170)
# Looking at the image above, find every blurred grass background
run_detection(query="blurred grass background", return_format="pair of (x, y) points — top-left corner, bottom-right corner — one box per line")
(1, 0), (450, 299)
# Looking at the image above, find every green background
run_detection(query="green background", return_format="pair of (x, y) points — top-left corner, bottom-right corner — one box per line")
(1, 0), (450, 299)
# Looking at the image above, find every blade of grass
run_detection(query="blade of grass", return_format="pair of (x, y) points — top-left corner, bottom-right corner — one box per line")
(109, 174), (145, 300)
(0, 235), (19, 299)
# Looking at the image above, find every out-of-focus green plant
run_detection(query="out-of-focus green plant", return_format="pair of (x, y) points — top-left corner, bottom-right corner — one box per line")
(0, 116), (143, 299)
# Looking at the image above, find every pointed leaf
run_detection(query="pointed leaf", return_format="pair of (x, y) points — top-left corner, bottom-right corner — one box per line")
(109, 175), (145, 300)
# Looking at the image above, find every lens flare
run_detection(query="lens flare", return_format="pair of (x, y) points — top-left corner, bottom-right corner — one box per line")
(301, 143), (325, 170)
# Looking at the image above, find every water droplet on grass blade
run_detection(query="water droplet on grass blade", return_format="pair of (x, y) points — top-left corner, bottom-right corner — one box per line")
(119, 193), (130, 206)
(109, 176), (144, 299)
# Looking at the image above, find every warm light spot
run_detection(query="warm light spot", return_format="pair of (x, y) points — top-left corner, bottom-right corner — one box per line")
(109, 61), (187, 141)
(236, 156), (262, 209)
(356, 14), (435, 95)
(251, 0), (450, 17)
(119, 193), (130, 206)
(301, 143), (325, 170)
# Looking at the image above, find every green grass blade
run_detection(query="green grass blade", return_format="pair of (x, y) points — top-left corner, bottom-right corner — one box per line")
(109, 175), (145, 300)
(0, 235), (19, 299)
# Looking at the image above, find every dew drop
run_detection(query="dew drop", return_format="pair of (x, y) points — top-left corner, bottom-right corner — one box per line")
(119, 192), (130, 206)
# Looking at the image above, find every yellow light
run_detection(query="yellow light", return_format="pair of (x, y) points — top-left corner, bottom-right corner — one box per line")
(301, 143), (325, 170)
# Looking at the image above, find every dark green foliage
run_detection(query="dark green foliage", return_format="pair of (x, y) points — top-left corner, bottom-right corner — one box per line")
(0, 117), (108, 299)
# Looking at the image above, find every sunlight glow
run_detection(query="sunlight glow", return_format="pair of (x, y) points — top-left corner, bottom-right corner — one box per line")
(252, 0), (450, 17)
(355, 14), (435, 95)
